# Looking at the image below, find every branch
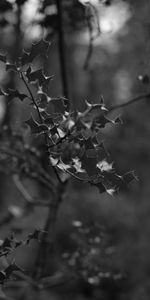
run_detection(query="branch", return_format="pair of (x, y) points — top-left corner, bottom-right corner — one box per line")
(20, 72), (62, 183)
(20, 72), (43, 123)
(0, 146), (56, 193)
(84, 3), (100, 70)
(55, 0), (69, 107)
(13, 175), (52, 207)
(34, 181), (67, 279)
(108, 92), (150, 112)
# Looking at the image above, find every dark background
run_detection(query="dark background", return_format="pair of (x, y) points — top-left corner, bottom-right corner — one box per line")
(1, 0), (150, 299)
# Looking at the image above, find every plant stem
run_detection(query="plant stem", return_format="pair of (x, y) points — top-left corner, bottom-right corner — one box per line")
(34, 181), (66, 279)
(20, 71), (62, 183)
(108, 92), (150, 112)
(20, 72), (43, 123)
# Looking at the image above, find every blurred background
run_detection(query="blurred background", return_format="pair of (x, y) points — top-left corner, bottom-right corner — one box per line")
(1, 0), (150, 299)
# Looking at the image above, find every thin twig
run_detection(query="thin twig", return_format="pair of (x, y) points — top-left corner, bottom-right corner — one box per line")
(108, 92), (150, 112)
(66, 169), (88, 182)
(20, 72), (43, 123)
(0, 146), (55, 193)
(13, 175), (52, 207)
(13, 174), (35, 203)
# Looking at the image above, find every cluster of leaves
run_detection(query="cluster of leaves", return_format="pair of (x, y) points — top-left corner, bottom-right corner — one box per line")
(0, 39), (136, 298)
(0, 39), (135, 196)
(0, 229), (43, 285)
(0, 230), (43, 258)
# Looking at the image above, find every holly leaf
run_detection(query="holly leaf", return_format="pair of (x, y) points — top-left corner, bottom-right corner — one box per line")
(26, 68), (52, 92)
(122, 171), (137, 186)
(0, 88), (7, 96)
(96, 159), (113, 172)
(37, 90), (50, 108)
(0, 271), (6, 284)
(6, 63), (18, 72)
(113, 116), (122, 125)
(25, 115), (48, 134)
(96, 182), (106, 193)
(21, 39), (50, 65)
(7, 89), (28, 102)
(4, 262), (23, 277)
(26, 229), (43, 244)
(81, 152), (97, 176)
(0, 88), (28, 103)
(0, 53), (6, 63)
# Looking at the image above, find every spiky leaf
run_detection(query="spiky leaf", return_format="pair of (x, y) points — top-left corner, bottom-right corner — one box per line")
(21, 39), (50, 65)
(25, 115), (48, 134)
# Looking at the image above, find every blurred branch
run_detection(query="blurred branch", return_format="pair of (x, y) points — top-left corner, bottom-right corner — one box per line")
(108, 92), (150, 112)
(84, 3), (100, 70)
(56, 0), (69, 105)
(0, 146), (56, 193)
(84, 23), (94, 70)
(13, 175), (52, 207)
(34, 181), (67, 279)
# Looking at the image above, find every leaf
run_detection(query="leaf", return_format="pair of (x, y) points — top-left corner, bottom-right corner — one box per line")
(7, 89), (28, 102)
(25, 115), (48, 134)
(21, 39), (50, 65)
(84, 137), (95, 150)
(37, 90), (50, 108)
(49, 156), (59, 166)
(0, 88), (28, 102)
(113, 116), (122, 125)
(106, 187), (116, 196)
(96, 160), (113, 172)
(96, 182), (106, 193)
(0, 54), (6, 63)
(6, 63), (18, 72)
(57, 160), (71, 171)
(49, 125), (58, 136)
(122, 171), (137, 185)
(81, 152), (97, 176)
(4, 262), (23, 277)
(0, 88), (7, 96)
(26, 229), (43, 244)
(1, 237), (12, 250)
(0, 271), (6, 284)
(57, 128), (66, 138)
(26, 68), (52, 92)
(72, 157), (85, 173)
